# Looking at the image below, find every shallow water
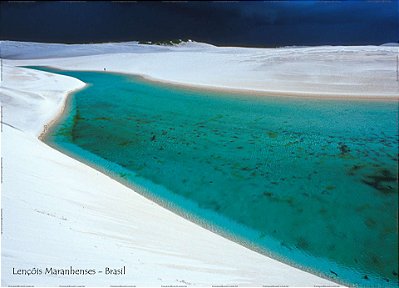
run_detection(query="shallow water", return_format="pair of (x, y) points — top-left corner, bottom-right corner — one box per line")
(33, 67), (398, 286)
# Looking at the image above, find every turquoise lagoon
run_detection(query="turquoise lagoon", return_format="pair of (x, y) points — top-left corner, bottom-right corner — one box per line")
(32, 67), (398, 286)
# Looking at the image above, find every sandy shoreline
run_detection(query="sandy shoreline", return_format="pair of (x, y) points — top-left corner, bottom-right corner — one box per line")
(3, 41), (397, 286)
(137, 73), (399, 101)
(28, 66), (399, 107)
(35, 67), (340, 287)
(4, 41), (399, 100)
(38, 83), (88, 140)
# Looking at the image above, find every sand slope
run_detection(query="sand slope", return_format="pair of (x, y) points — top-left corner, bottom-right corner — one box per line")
(2, 40), (392, 286)
(3, 41), (399, 98)
(0, 65), (338, 286)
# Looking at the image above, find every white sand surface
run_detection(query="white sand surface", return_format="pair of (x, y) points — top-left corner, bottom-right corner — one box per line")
(2, 41), (399, 98)
(2, 40), (395, 286)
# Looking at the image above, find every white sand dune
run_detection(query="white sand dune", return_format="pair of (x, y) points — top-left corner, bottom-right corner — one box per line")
(3, 40), (399, 98)
(2, 40), (397, 286)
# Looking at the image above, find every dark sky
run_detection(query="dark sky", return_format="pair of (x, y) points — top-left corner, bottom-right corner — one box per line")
(0, 1), (398, 47)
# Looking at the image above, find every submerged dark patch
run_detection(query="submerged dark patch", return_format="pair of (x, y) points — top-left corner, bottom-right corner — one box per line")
(37, 67), (398, 287)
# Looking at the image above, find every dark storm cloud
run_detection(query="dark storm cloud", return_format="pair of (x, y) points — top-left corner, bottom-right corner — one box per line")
(0, 1), (398, 46)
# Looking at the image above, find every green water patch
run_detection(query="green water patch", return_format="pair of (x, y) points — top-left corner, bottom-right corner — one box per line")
(30, 66), (398, 287)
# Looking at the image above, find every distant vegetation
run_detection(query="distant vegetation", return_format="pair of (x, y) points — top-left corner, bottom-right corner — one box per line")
(138, 39), (191, 46)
